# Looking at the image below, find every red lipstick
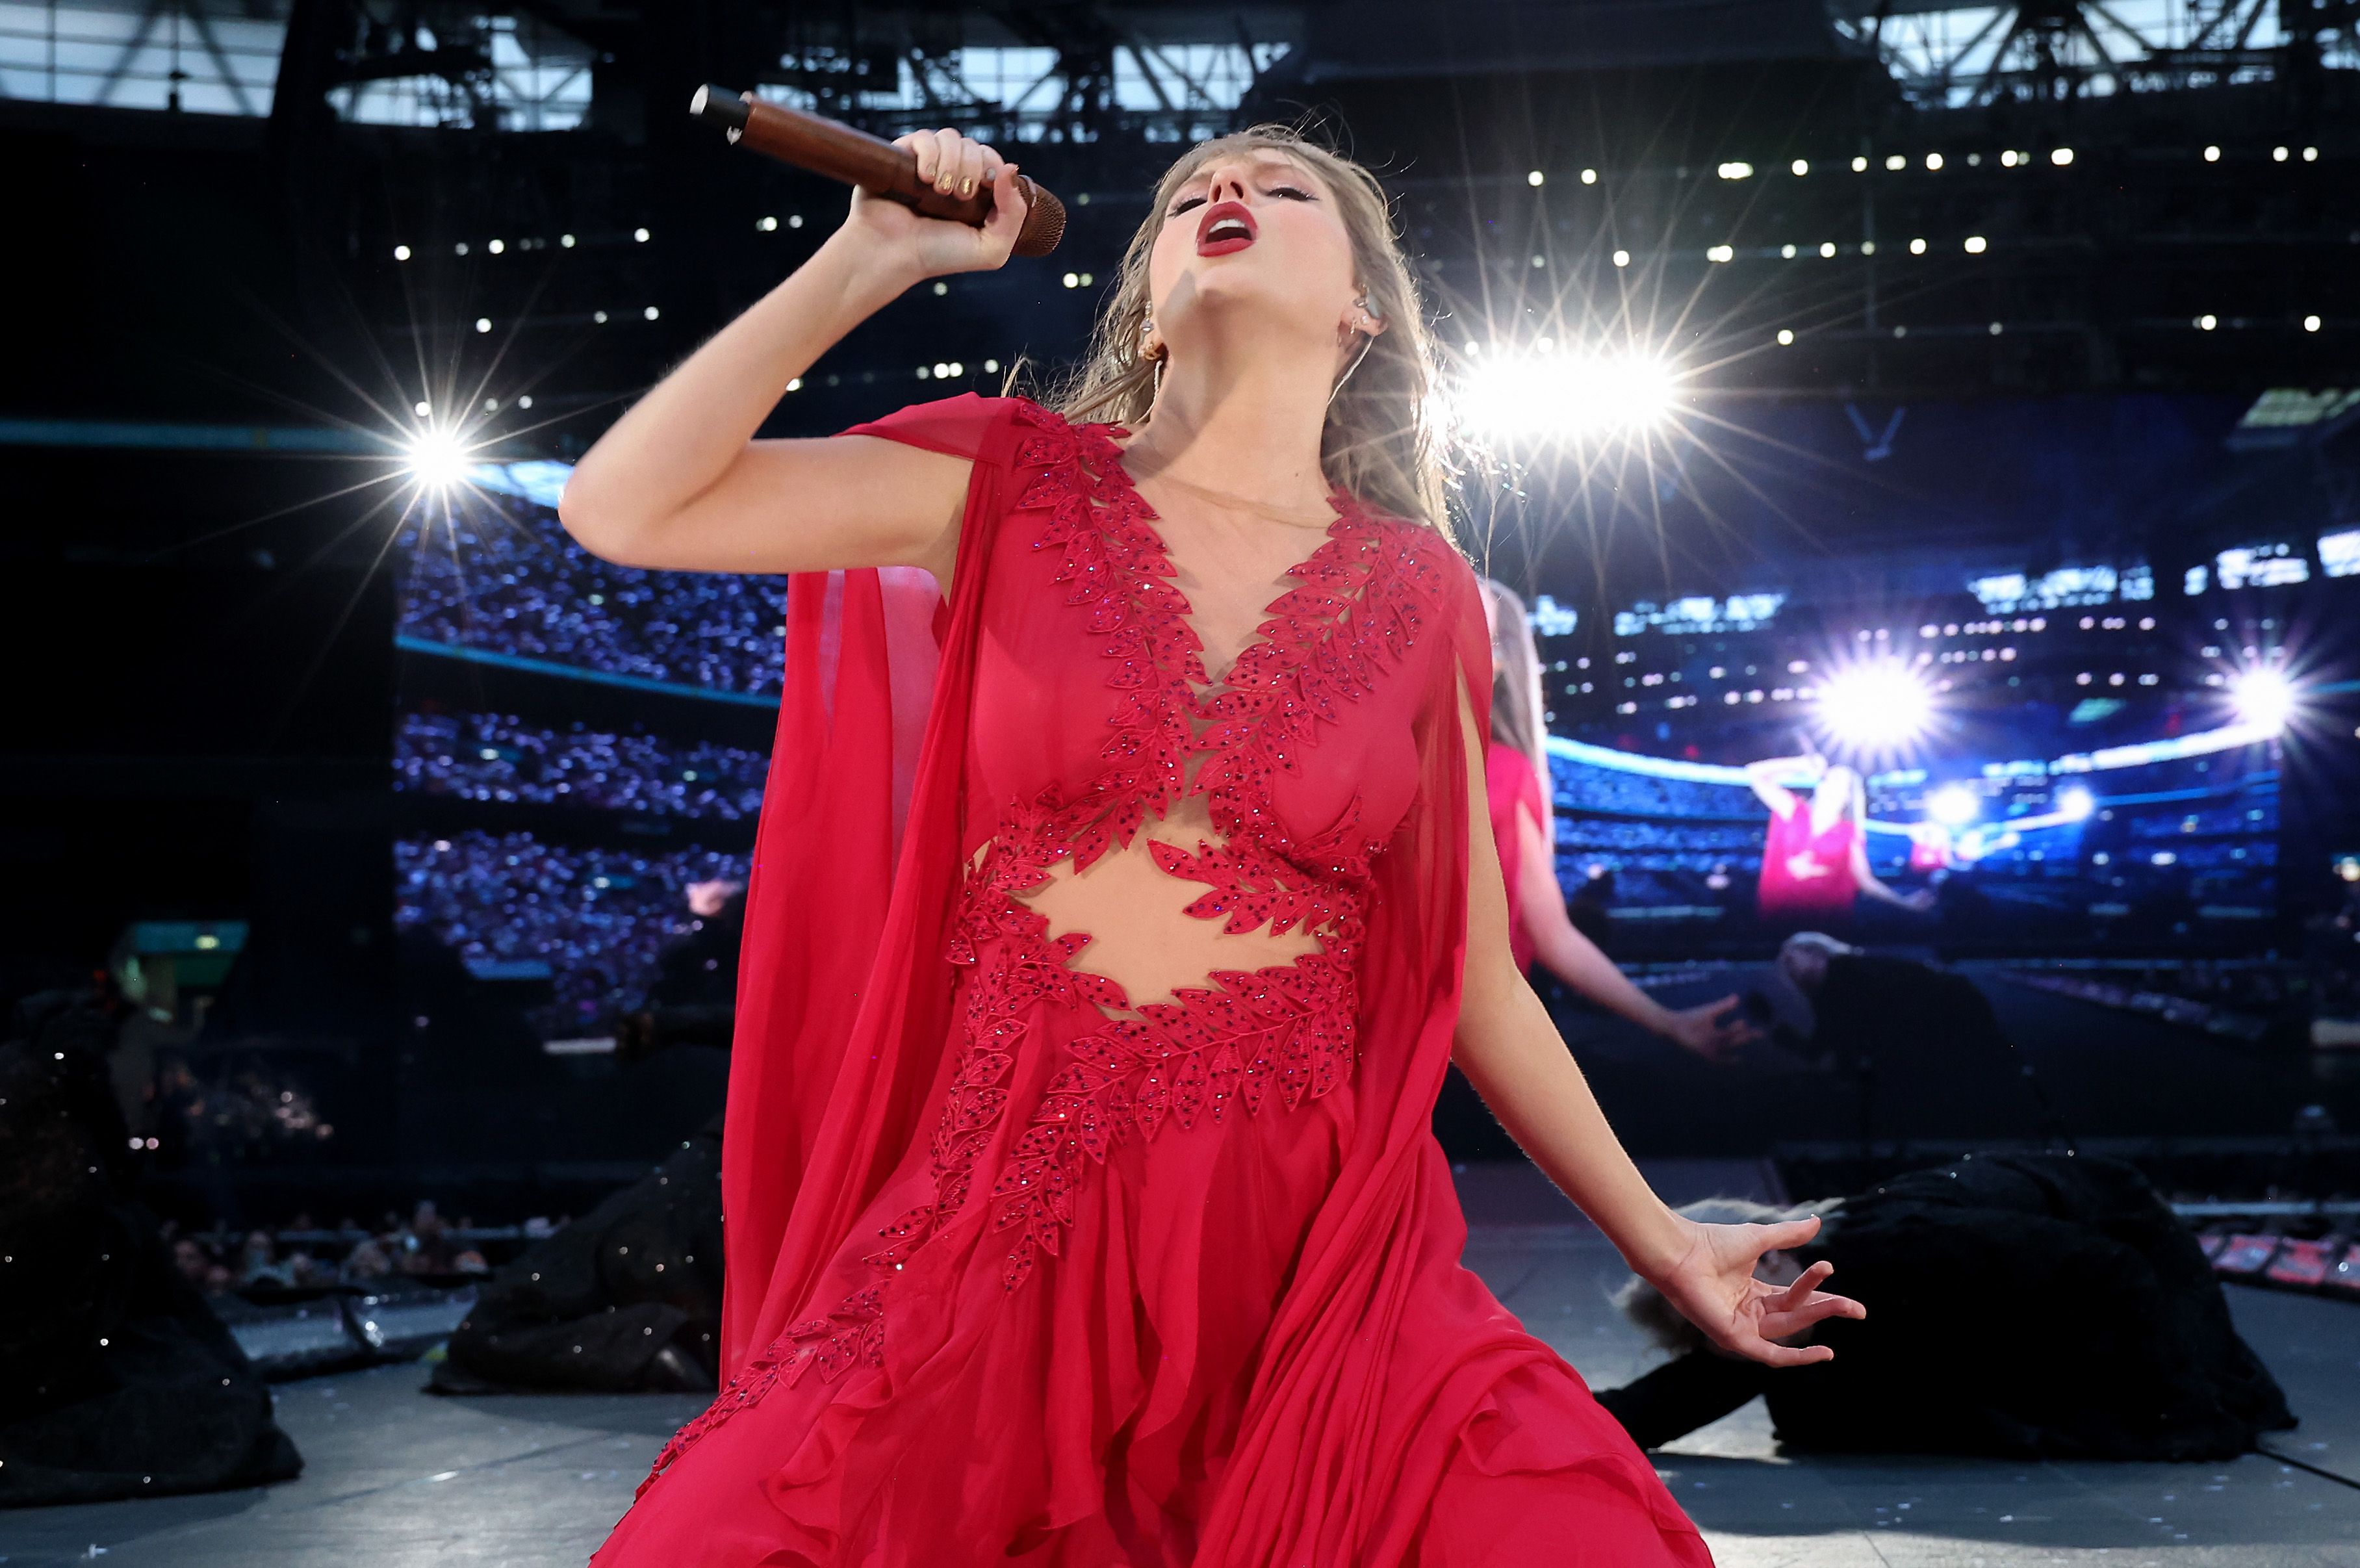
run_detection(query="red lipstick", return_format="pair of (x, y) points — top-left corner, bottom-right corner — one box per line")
(1196, 200), (1257, 256)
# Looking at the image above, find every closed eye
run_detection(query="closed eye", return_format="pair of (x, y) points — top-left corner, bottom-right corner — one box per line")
(1168, 194), (1208, 218)
(1267, 184), (1316, 201)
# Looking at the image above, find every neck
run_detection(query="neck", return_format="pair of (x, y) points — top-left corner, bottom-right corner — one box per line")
(1121, 316), (1339, 511)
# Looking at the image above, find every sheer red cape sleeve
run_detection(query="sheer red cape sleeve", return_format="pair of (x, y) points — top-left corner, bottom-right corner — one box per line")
(719, 394), (1010, 1375)
(719, 395), (1695, 1562)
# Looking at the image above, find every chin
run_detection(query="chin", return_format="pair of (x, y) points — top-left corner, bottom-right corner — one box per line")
(1169, 270), (1333, 342)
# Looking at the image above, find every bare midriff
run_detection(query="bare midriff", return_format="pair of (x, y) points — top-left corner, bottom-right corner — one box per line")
(1009, 793), (1329, 1010)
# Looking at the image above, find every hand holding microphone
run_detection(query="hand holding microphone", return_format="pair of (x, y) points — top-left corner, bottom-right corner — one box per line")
(690, 87), (1066, 277)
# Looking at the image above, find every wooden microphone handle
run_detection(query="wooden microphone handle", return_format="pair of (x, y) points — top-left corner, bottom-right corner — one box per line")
(693, 87), (1066, 259)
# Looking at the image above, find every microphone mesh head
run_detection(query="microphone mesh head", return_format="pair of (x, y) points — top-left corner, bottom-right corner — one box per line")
(1012, 179), (1067, 258)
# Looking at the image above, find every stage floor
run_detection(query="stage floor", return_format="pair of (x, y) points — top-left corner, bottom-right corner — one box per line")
(5, 1172), (2355, 1567)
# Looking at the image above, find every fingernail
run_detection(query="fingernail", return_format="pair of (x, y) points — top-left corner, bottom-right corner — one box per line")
(959, 178), (975, 198)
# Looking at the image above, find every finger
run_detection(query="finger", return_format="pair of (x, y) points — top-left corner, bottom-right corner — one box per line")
(1775, 1259), (1836, 1309)
(1762, 1291), (1866, 1337)
(930, 129), (964, 194)
(1750, 1341), (1836, 1369)
(903, 130), (939, 186)
(1762, 1216), (1823, 1252)
(981, 161), (1028, 245)
(1798, 1287), (1867, 1322)
(955, 136), (987, 201)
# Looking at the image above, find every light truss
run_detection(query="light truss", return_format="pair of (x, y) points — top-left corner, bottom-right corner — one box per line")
(762, 40), (1289, 144)
(0, 0), (591, 127)
(1830, 0), (2359, 107)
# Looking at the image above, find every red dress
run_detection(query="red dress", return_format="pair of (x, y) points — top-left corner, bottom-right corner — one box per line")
(1484, 743), (1547, 974)
(591, 396), (1711, 1567)
(1755, 801), (1860, 927)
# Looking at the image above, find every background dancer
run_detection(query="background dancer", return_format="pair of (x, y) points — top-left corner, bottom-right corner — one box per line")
(1482, 578), (1755, 1060)
(559, 121), (1860, 1566)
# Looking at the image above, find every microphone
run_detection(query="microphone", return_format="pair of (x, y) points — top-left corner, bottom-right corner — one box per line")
(689, 86), (1067, 259)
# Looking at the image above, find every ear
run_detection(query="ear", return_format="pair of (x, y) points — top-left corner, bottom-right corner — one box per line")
(1344, 287), (1390, 339)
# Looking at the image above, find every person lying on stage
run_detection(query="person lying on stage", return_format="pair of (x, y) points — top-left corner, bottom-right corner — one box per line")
(1596, 1155), (2292, 1462)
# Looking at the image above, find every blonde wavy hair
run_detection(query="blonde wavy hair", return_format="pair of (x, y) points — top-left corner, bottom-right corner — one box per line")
(1049, 124), (1448, 536)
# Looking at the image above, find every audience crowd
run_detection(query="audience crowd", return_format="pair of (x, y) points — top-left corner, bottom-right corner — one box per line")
(395, 831), (752, 1035)
(166, 1202), (515, 1294)
(398, 500), (789, 697)
(395, 710), (771, 821)
(1546, 761), (1752, 820)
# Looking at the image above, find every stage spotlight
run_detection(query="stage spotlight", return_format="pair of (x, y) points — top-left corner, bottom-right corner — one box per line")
(1454, 348), (1678, 442)
(2229, 666), (2296, 732)
(2057, 788), (2096, 821)
(1815, 661), (1934, 752)
(405, 428), (471, 490)
(1927, 784), (1980, 826)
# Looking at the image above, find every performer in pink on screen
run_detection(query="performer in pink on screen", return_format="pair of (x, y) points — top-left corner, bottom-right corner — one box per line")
(1745, 741), (1934, 930)
(558, 118), (1862, 1567)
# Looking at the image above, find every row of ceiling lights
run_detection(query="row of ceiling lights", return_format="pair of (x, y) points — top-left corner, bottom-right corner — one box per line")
(391, 228), (646, 262)
(1522, 143), (2329, 185)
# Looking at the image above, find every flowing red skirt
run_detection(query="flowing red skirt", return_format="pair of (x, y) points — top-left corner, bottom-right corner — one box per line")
(592, 931), (1712, 1568)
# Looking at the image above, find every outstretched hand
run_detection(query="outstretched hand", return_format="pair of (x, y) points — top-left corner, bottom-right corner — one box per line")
(1646, 1215), (1865, 1367)
(1661, 995), (1761, 1060)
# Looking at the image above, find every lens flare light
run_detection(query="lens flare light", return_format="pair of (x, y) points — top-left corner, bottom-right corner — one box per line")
(1814, 660), (1935, 754)
(405, 427), (474, 490)
(1454, 348), (1679, 443)
(1926, 783), (1981, 826)
(2227, 665), (2297, 733)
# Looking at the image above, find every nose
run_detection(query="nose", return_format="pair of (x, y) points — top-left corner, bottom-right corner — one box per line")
(1198, 161), (1256, 203)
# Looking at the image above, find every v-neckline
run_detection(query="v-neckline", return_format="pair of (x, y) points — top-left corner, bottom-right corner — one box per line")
(1112, 456), (1361, 697)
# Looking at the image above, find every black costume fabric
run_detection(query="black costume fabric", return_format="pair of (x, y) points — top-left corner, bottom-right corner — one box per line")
(0, 993), (302, 1507)
(1806, 955), (2055, 1142)
(618, 893), (744, 1061)
(437, 1118), (725, 1393)
(1598, 1153), (2294, 1461)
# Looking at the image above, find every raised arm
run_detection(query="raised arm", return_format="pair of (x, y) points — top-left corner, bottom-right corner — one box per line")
(1743, 753), (1819, 817)
(558, 130), (1029, 584)
(1513, 806), (1754, 1058)
(1452, 684), (1860, 1362)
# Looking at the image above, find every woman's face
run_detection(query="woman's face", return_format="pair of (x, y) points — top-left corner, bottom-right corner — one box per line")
(1146, 149), (1366, 366)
